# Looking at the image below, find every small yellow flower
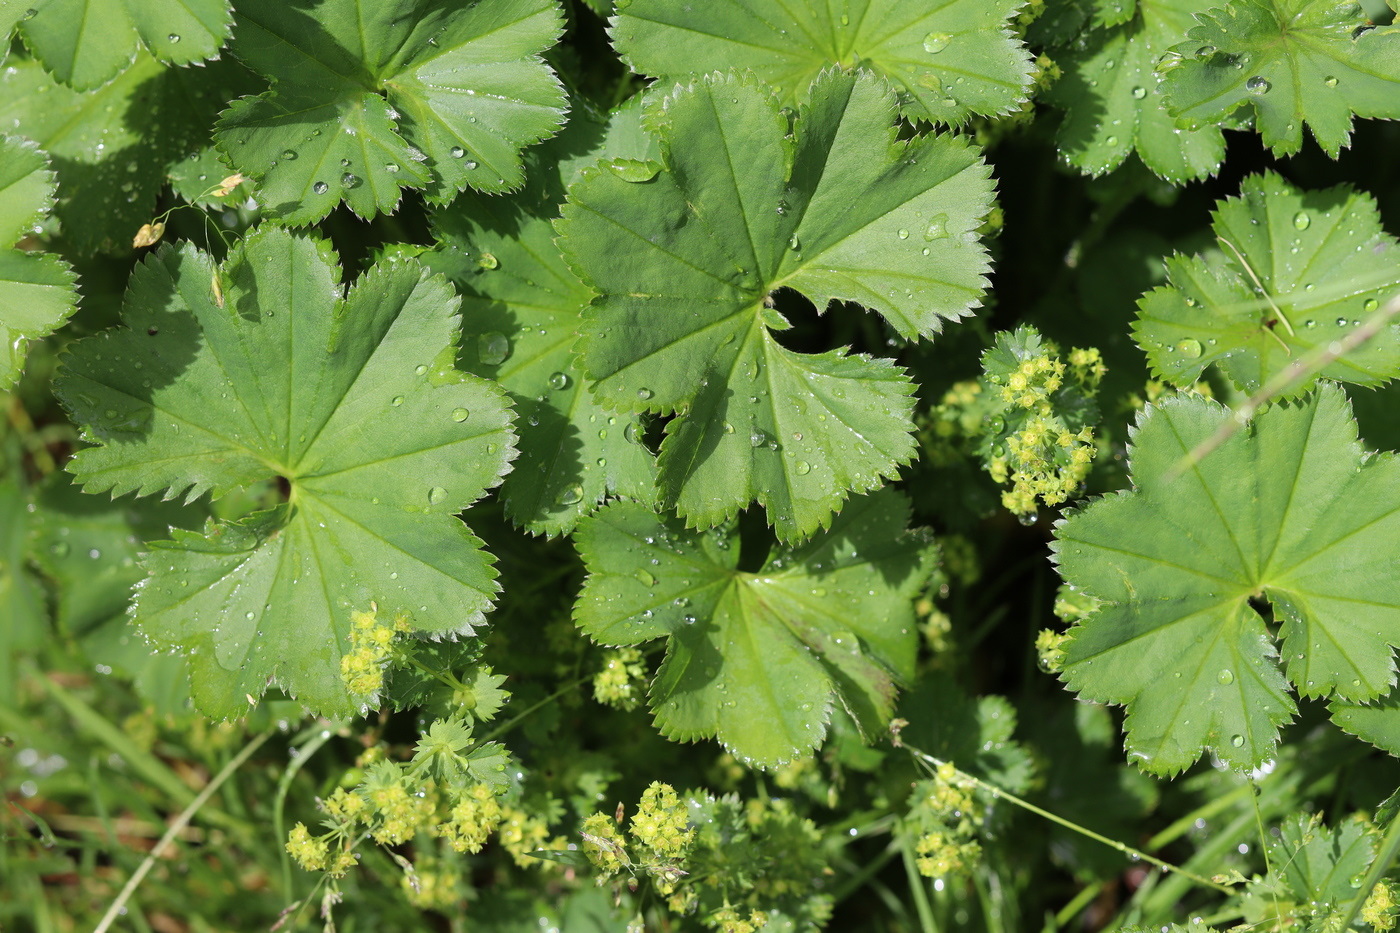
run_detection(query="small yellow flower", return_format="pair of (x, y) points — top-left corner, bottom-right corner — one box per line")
(286, 822), (329, 871)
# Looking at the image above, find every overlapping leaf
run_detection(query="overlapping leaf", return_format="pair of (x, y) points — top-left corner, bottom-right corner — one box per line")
(18, 0), (233, 91)
(0, 54), (259, 254)
(1135, 172), (1400, 395)
(611, 0), (1035, 124)
(0, 135), (77, 387)
(1160, 0), (1400, 156)
(0, 482), (45, 702)
(557, 70), (994, 541)
(427, 104), (658, 536)
(1054, 384), (1400, 774)
(1045, 0), (1227, 181)
(573, 490), (935, 766)
(55, 227), (516, 716)
(217, 0), (567, 224)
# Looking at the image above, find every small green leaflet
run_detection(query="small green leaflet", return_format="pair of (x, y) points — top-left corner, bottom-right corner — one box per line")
(573, 489), (936, 767)
(428, 104), (658, 536)
(217, 0), (567, 224)
(0, 135), (76, 388)
(1053, 384), (1400, 774)
(18, 0), (233, 91)
(1135, 173), (1400, 395)
(55, 227), (516, 717)
(1160, 0), (1400, 156)
(1045, 0), (1226, 181)
(558, 70), (994, 541)
(1246, 814), (1374, 921)
(0, 54), (258, 254)
(611, 0), (1035, 124)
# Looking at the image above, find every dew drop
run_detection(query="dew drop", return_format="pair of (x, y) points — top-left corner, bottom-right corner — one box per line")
(451, 407), (469, 422)
(280, 149), (297, 160)
(559, 483), (583, 506)
(427, 486), (448, 506)
(477, 252), (498, 270)
(385, 162), (400, 173)
(635, 569), (656, 586)
(795, 460), (811, 475)
(341, 172), (361, 188)
(1230, 734), (1245, 747)
(1217, 668), (1235, 685)
(312, 181), (329, 194)
(637, 387), (654, 401)
(1324, 75), (1338, 88)
(450, 146), (466, 158)
(1131, 86), (1146, 99)
(1175, 337), (1203, 358)
(897, 228), (910, 239)
(547, 371), (570, 390)
(167, 33), (180, 43)
(391, 395), (405, 407)
(1245, 75), (1271, 94)
(922, 32), (951, 53)
(1364, 298), (1379, 312)
(1292, 211), (1311, 230)
(605, 158), (659, 182)
(924, 214), (949, 240)
(749, 429), (767, 447)
(1195, 45), (1216, 61)
(415, 364), (428, 375)
(478, 331), (510, 365)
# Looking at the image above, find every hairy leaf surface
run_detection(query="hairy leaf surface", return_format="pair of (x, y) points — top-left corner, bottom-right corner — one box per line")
(1135, 173), (1400, 395)
(1054, 384), (1400, 774)
(428, 104), (658, 536)
(217, 0), (567, 224)
(611, 0), (1035, 124)
(0, 135), (76, 388)
(558, 71), (994, 541)
(1160, 0), (1400, 156)
(19, 0), (233, 91)
(574, 490), (935, 766)
(1046, 0), (1226, 181)
(55, 227), (516, 716)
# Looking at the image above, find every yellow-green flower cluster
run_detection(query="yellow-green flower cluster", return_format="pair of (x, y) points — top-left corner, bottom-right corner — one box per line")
(339, 604), (409, 698)
(365, 775), (436, 845)
(285, 822), (357, 877)
(402, 860), (461, 910)
(593, 647), (646, 711)
(1035, 628), (1070, 673)
(995, 355), (1064, 412)
(632, 782), (695, 859)
(914, 829), (981, 879)
(709, 907), (770, 933)
(995, 417), (1094, 516)
(498, 806), (561, 868)
(581, 811), (629, 873)
(1364, 881), (1399, 932)
(437, 782), (503, 854)
(925, 762), (976, 819)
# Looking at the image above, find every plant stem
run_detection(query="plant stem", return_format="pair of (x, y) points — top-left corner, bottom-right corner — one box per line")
(92, 727), (274, 933)
(906, 746), (1235, 896)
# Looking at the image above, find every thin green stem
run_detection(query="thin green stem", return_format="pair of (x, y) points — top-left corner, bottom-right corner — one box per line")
(92, 727), (274, 933)
(897, 818), (940, 933)
(274, 721), (344, 899)
(905, 746), (1235, 896)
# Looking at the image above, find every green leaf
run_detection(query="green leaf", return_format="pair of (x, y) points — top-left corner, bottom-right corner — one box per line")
(217, 0), (567, 225)
(1261, 813), (1374, 914)
(557, 70), (994, 541)
(1159, 0), (1400, 156)
(1053, 384), (1400, 774)
(19, 0), (233, 91)
(0, 53), (258, 254)
(0, 135), (76, 388)
(611, 0), (1035, 124)
(428, 103), (658, 536)
(0, 482), (46, 702)
(1135, 172), (1400, 396)
(1330, 693), (1400, 755)
(1045, 0), (1227, 181)
(54, 227), (516, 716)
(573, 489), (935, 767)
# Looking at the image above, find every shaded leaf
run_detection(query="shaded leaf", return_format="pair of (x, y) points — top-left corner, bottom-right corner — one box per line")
(0, 135), (76, 388)
(573, 489), (935, 766)
(1135, 172), (1400, 396)
(217, 0), (567, 224)
(1160, 0), (1400, 156)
